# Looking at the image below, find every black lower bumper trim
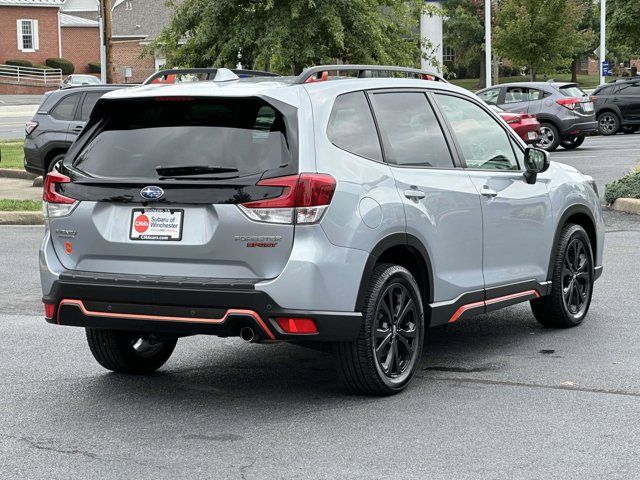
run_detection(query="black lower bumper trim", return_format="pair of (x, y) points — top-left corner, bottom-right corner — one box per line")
(45, 278), (362, 342)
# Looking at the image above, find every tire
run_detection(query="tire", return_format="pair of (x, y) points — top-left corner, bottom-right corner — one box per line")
(46, 153), (65, 173)
(336, 264), (425, 396)
(537, 123), (561, 152)
(85, 329), (177, 374)
(597, 112), (620, 136)
(621, 125), (639, 134)
(530, 224), (594, 328)
(560, 136), (585, 150)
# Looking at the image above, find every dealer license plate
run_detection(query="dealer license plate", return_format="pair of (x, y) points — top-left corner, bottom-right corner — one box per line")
(130, 208), (183, 241)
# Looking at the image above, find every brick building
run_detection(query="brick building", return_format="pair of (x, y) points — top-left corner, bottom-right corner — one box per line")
(0, 0), (99, 76)
(110, 0), (182, 83)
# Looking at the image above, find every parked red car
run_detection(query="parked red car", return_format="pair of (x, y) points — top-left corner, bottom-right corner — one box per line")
(490, 105), (541, 144)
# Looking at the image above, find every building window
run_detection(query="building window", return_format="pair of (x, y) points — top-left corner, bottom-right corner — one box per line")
(17, 19), (39, 52)
(443, 47), (456, 64)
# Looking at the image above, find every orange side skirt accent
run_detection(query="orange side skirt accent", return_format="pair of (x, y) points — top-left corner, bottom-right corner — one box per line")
(448, 290), (540, 324)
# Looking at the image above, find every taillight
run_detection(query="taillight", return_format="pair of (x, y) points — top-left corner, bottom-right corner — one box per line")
(25, 121), (38, 135)
(43, 171), (78, 218)
(556, 97), (582, 110)
(239, 173), (336, 224)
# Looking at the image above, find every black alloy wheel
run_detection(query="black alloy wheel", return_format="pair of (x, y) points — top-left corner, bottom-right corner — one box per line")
(561, 238), (591, 318)
(373, 282), (420, 379)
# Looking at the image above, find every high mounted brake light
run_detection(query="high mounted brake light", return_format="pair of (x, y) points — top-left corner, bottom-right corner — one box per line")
(239, 173), (336, 224)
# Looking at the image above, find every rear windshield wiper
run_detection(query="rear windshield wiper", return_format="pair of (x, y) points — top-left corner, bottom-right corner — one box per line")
(155, 165), (239, 177)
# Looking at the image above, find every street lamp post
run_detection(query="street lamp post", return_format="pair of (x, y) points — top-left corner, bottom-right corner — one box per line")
(600, 0), (606, 85)
(485, 0), (492, 87)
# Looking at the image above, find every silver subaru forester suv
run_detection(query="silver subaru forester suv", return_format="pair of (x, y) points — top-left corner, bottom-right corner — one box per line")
(40, 65), (604, 395)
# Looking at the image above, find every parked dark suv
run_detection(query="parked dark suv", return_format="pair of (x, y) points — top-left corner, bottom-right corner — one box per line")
(23, 85), (127, 175)
(593, 79), (640, 135)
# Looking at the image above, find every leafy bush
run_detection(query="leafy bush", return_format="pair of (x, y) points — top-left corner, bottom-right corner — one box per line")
(32, 63), (51, 70)
(88, 62), (101, 73)
(5, 59), (33, 68)
(45, 58), (75, 75)
(605, 168), (640, 204)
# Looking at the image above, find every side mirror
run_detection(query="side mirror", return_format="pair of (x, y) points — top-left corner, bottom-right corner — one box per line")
(523, 147), (550, 184)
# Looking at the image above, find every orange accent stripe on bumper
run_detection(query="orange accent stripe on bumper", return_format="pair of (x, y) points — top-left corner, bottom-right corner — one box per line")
(57, 299), (276, 340)
(448, 289), (540, 324)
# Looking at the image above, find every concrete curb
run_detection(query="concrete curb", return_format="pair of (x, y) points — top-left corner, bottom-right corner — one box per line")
(0, 168), (37, 180)
(0, 211), (43, 225)
(611, 198), (640, 215)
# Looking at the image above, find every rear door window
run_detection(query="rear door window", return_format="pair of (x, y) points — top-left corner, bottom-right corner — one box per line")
(73, 97), (294, 179)
(51, 94), (81, 121)
(327, 92), (383, 161)
(370, 92), (454, 168)
(79, 91), (106, 121)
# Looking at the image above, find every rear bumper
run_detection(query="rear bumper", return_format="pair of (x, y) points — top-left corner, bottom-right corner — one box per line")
(559, 120), (598, 137)
(43, 273), (362, 342)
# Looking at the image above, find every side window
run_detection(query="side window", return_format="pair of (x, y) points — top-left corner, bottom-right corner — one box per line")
(617, 82), (640, 95)
(327, 92), (382, 161)
(477, 88), (501, 105)
(528, 89), (544, 101)
(51, 94), (80, 121)
(504, 87), (530, 104)
(369, 92), (454, 168)
(434, 93), (519, 171)
(80, 92), (105, 121)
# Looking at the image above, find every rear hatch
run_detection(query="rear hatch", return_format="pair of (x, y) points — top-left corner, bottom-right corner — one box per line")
(46, 95), (299, 280)
(558, 84), (595, 116)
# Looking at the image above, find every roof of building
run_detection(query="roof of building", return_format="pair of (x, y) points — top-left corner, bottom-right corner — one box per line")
(0, 0), (64, 5)
(60, 12), (98, 27)
(111, 0), (183, 41)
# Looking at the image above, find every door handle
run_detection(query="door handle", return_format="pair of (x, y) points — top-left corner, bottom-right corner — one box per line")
(72, 125), (83, 132)
(404, 189), (426, 200)
(480, 186), (498, 198)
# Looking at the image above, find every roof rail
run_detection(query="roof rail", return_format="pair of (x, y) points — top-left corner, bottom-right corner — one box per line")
(293, 65), (448, 84)
(142, 68), (281, 85)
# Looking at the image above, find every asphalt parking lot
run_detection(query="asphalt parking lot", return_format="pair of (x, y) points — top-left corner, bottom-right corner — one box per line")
(1, 134), (639, 479)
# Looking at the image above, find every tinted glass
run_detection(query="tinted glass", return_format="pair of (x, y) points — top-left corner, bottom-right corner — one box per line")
(80, 92), (105, 120)
(617, 82), (640, 95)
(51, 94), (80, 121)
(327, 92), (382, 161)
(435, 94), (519, 170)
(505, 87), (539, 103)
(370, 92), (453, 168)
(73, 98), (292, 179)
(559, 85), (587, 98)
(477, 88), (500, 105)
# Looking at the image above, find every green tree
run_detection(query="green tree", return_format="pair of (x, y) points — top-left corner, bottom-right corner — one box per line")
(494, 0), (586, 81)
(569, 0), (597, 83)
(152, 0), (440, 75)
(443, 0), (487, 88)
(608, 0), (640, 60)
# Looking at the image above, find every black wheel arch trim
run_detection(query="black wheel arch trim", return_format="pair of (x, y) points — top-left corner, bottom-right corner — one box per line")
(355, 233), (435, 312)
(547, 204), (598, 282)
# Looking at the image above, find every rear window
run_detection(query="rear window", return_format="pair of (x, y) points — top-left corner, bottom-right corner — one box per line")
(73, 97), (293, 179)
(559, 85), (588, 98)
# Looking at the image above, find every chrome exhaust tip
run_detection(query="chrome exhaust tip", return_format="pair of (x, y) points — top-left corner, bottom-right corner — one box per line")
(240, 326), (256, 343)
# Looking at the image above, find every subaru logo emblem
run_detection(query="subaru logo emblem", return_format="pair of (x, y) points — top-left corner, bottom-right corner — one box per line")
(140, 186), (164, 200)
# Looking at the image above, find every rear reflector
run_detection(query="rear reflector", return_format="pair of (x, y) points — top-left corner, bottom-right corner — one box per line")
(44, 302), (56, 320)
(275, 317), (318, 334)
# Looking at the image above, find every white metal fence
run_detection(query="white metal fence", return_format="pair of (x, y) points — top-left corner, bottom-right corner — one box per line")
(0, 64), (62, 85)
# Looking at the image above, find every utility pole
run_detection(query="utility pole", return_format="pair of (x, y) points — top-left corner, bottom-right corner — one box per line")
(99, 0), (113, 84)
(599, 0), (606, 85)
(484, 0), (492, 87)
